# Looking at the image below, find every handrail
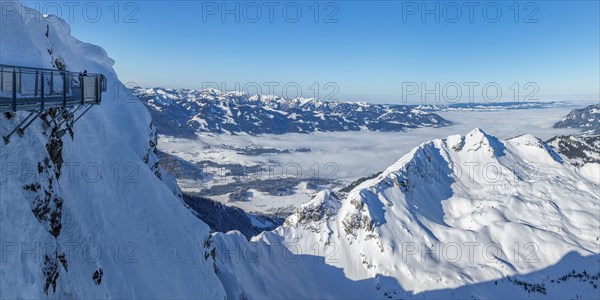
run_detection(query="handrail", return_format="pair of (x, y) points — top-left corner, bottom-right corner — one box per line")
(0, 64), (104, 76)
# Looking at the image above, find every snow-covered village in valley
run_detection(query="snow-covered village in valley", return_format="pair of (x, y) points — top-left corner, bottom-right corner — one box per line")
(1, 1), (599, 299)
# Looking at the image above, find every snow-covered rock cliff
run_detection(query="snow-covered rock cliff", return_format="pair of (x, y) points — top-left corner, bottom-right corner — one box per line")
(0, 1), (224, 298)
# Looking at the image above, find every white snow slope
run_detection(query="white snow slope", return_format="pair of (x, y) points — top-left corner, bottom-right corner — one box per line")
(0, 1), (224, 298)
(212, 128), (600, 299)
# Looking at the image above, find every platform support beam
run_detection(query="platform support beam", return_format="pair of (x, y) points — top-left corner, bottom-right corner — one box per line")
(3, 112), (35, 144)
(17, 111), (42, 137)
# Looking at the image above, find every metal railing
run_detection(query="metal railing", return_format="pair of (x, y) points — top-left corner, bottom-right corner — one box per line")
(0, 64), (106, 113)
(1, 64), (107, 144)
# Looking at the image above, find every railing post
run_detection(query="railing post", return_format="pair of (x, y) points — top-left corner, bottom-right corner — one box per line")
(63, 71), (67, 107)
(18, 69), (22, 94)
(49, 72), (54, 95)
(34, 70), (39, 97)
(94, 76), (99, 104)
(81, 75), (85, 104)
(82, 75), (87, 105)
(99, 76), (106, 102)
(40, 72), (45, 111)
(12, 69), (16, 112)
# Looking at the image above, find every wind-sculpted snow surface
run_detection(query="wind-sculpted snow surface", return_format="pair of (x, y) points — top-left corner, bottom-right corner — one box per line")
(211, 129), (600, 299)
(135, 87), (451, 137)
(0, 1), (224, 298)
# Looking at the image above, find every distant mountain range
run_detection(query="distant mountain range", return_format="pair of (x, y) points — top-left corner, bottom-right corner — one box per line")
(548, 103), (600, 165)
(553, 103), (600, 134)
(416, 101), (572, 112)
(134, 87), (450, 137)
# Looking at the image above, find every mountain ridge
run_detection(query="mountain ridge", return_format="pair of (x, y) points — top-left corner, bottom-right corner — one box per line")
(211, 128), (600, 299)
(554, 103), (600, 134)
(135, 87), (451, 137)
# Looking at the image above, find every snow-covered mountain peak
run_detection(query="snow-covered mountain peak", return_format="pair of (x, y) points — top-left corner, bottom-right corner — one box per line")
(368, 129), (508, 191)
(212, 128), (599, 298)
(462, 127), (505, 156)
(313, 128), (592, 246)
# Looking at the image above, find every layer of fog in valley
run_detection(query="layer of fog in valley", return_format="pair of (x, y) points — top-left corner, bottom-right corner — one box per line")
(158, 106), (582, 214)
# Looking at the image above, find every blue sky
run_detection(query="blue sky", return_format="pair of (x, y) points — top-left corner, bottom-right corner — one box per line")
(24, 1), (600, 103)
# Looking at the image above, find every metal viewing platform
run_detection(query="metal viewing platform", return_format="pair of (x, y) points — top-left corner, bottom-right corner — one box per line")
(0, 64), (106, 144)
